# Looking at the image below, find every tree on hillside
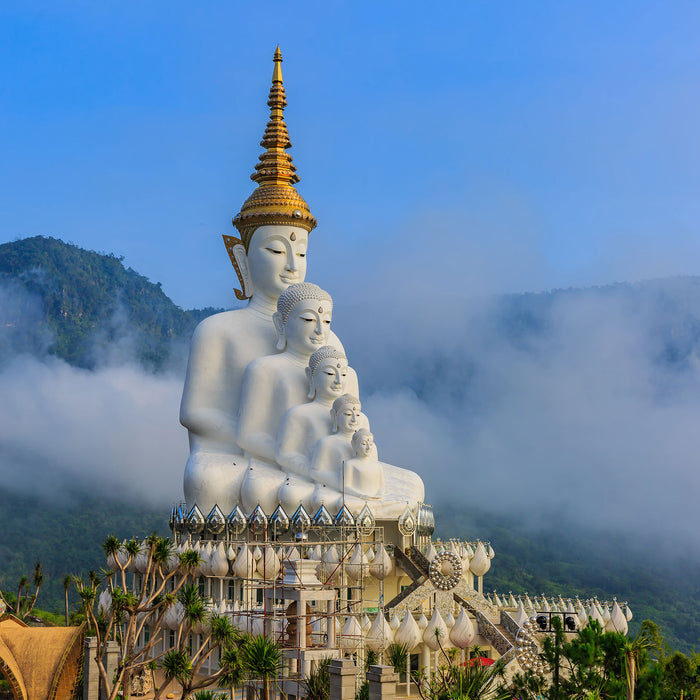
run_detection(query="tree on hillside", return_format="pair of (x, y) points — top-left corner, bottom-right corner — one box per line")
(0, 562), (44, 621)
(623, 621), (659, 700)
(62, 574), (71, 626)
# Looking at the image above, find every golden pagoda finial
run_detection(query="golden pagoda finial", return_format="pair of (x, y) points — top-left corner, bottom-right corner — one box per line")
(230, 47), (317, 256)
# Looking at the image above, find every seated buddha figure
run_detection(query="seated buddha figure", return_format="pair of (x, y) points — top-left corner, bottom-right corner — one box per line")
(237, 282), (335, 463)
(345, 429), (384, 500)
(306, 393), (364, 500)
(180, 224), (313, 513)
(307, 396), (425, 518)
(276, 346), (365, 477)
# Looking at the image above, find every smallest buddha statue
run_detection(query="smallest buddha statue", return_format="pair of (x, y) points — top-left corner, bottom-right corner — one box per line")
(306, 393), (375, 507)
(344, 429), (384, 500)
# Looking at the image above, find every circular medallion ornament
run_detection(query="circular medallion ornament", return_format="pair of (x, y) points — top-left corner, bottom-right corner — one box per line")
(429, 552), (462, 591)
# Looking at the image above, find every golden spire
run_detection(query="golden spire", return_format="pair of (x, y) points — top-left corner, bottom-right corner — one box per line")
(231, 47), (317, 248)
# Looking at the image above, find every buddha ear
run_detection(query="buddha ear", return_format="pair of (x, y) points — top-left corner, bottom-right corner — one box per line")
(273, 312), (286, 351)
(233, 245), (253, 298)
(330, 408), (338, 433)
(306, 367), (315, 400)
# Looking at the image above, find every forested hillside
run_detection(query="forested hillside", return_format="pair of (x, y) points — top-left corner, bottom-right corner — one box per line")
(0, 236), (220, 369)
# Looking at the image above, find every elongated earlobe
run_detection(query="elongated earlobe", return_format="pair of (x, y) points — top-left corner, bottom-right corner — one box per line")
(305, 367), (315, 400)
(330, 408), (338, 433)
(233, 246), (253, 298)
(273, 312), (286, 351)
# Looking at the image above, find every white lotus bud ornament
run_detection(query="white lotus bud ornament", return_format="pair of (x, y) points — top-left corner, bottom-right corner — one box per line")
(449, 608), (475, 649)
(423, 608), (449, 650)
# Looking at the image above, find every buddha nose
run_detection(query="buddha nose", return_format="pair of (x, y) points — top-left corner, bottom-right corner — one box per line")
(314, 318), (323, 334)
(285, 253), (298, 272)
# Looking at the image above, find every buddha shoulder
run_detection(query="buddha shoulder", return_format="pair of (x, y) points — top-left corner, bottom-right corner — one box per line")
(192, 308), (274, 346)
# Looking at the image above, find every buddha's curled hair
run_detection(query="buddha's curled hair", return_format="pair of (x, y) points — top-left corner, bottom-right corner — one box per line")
(276, 282), (332, 326)
(308, 346), (346, 376)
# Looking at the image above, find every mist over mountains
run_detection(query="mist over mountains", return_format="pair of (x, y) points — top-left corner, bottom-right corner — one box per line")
(1, 235), (700, 650)
(2, 235), (700, 541)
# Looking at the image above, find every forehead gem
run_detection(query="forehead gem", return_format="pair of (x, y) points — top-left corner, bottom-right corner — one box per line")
(318, 306), (323, 313)
(337, 363), (341, 368)
(290, 231), (296, 241)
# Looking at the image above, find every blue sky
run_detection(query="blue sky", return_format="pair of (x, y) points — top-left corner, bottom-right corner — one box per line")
(2, 1), (699, 309)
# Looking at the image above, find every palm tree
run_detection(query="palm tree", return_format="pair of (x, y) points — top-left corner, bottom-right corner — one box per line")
(219, 643), (247, 700)
(623, 624), (657, 700)
(16, 575), (28, 617)
(63, 575), (71, 625)
(240, 635), (282, 700)
(162, 648), (194, 690)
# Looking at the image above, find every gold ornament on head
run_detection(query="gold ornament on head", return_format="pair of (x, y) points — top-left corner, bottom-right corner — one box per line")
(226, 47), (317, 298)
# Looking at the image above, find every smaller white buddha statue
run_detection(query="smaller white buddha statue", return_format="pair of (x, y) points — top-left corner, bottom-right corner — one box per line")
(276, 346), (359, 476)
(308, 394), (368, 492)
(237, 282), (334, 463)
(344, 429), (384, 500)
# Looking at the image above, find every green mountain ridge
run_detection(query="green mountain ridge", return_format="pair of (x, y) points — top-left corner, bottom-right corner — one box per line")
(0, 235), (221, 369)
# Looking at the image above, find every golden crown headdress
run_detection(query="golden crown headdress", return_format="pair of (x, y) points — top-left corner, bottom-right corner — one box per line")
(224, 47), (317, 299)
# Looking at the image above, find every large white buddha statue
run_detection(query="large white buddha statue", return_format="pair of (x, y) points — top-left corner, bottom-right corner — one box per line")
(180, 48), (341, 514)
(181, 48), (425, 521)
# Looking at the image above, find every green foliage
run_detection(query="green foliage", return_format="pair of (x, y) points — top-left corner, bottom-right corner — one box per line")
(0, 487), (167, 620)
(355, 680), (369, 700)
(303, 657), (332, 700)
(387, 642), (409, 676)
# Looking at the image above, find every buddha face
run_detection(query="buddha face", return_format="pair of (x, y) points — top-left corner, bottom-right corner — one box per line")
(314, 358), (348, 401)
(335, 402), (361, 434)
(246, 225), (308, 300)
(283, 300), (333, 355)
(353, 431), (374, 459)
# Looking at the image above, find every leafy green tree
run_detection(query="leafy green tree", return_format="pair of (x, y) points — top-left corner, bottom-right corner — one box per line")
(660, 651), (696, 699)
(623, 621), (659, 700)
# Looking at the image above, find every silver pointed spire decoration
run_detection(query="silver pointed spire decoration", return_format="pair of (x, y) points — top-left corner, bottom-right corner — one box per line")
(357, 504), (375, 536)
(171, 503), (186, 533)
(206, 504), (226, 535)
(227, 505), (247, 536)
(270, 505), (290, 535)
(291, 504), (311, 538)
(186, 504), (205, 534)
(398, 505), (416, 536)
(334, 505), (355, 528)
(249, 505), (268, 531)
(313, 504), (334, 527)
